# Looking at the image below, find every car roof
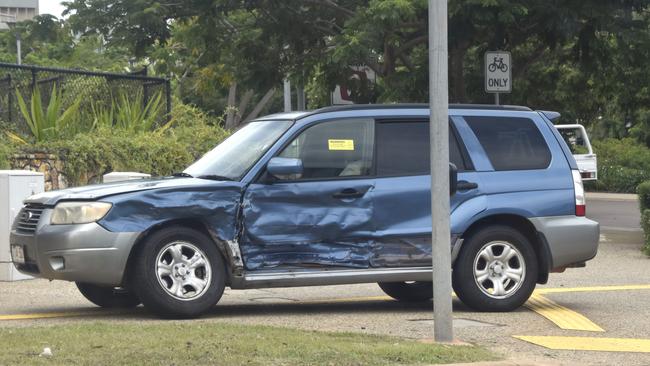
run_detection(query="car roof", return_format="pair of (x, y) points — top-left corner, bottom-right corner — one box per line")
(255, 104), (534, 122)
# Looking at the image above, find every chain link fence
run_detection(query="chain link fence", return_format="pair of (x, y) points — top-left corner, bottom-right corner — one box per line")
(0, 62), (171, 133)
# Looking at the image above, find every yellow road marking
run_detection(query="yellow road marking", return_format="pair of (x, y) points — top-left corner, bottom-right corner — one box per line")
(525, 294), (604, 332)
(536, 284), (650, 294)
(514, 335), (650, 353)
(0, 310), (124, 321)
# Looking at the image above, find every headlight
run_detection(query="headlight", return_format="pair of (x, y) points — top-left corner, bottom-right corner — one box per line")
(50, 202), (112, 225)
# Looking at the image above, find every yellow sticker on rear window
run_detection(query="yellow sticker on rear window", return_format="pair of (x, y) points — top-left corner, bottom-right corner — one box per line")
(328, 139), (355, 150)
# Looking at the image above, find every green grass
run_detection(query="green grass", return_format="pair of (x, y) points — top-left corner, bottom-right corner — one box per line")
(0, 322), (496, 365)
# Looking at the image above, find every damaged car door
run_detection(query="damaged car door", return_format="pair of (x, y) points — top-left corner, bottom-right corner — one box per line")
(241, 118), (376, 270)
(371, 119), (478, 267)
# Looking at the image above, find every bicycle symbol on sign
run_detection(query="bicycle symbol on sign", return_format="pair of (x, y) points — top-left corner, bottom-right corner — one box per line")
(488, 56), (508, 72)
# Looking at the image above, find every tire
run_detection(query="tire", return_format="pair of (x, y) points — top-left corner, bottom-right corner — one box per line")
(378, 281), (433, 302)
(452, 225), (537, 312)
(76, 282), (141, 308)
(488, 64), (496, 72)
(130, 226), (226, 318)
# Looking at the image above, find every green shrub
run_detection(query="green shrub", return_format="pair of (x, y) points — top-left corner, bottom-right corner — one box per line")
(642, 209), (650, 255)
(638, 181), (650, 212)
(167, 103), (230, 158)
(14, 103), (230, 186)
(0, 140), (13, 169)
(584, 138), (650, 193)
(14, 85), (83, 143)
(91, 91), (167, 133)
(588, 165), (650, 193)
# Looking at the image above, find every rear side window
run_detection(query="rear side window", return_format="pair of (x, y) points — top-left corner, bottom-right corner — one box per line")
(465, 116), (551, 170)
(375, 120), (468, 176)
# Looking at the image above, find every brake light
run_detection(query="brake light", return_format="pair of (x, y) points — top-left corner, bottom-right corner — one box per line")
(572, 170), (586, 216)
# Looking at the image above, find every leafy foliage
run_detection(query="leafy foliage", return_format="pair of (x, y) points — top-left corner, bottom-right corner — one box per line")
(14, 103), (229, 186)
(0, 14), (137, 71)
(91, 91), (167, 133)
(638, 181), (650, 212)
(60, 0), (650, 145)
(642, 209), (650, 255)
(13, 86), (82, 143)
(635, 181), (650, 256)
(585, 138), (650, 193)
(0, 137), (14, 169)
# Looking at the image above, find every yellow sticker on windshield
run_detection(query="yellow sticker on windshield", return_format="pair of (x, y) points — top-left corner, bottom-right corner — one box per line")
(328, 139), (355, 151)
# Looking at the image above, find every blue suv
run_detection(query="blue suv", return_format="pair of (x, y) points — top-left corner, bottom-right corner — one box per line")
(10, 104), (599, 318)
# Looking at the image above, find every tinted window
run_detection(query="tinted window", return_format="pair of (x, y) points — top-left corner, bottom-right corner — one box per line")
(465, 116), (551, 170)
(279, 119), (374, 179)
(376, 121), (467, 176)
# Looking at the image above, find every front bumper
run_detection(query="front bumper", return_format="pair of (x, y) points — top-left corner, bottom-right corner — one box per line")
(529, 215), (600, 269)
(10, 209), (140, 286)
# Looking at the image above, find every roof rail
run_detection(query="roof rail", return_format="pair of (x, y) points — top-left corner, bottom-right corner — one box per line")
(306, 103), (532, 116)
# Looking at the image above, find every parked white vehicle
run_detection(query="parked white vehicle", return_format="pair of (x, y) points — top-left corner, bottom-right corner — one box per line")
(555, 124), (597, 180)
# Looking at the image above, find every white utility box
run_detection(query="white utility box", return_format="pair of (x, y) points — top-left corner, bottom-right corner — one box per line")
(103, 171), (151, 183)
(0, 170), (44, 281)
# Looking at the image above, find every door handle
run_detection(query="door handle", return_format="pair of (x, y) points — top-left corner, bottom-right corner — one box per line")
(332, 188), (366, 199)
(457, 180), (478, 191)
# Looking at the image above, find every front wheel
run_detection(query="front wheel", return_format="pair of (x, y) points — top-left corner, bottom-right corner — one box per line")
(378, 281), (433, 302)
(76, 282), (141, 308)
(452, 225), (537, 312)
(131, 227), (226, 318)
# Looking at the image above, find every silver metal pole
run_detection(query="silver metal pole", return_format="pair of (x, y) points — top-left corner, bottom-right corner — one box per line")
(283, 79), (291, 112)
(296, 85), (306, 110)
(429, 0), (453, 342)
(16, 32), (21, 65)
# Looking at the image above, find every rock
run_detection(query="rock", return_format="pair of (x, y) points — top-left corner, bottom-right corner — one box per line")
(39, 347), (53, 357)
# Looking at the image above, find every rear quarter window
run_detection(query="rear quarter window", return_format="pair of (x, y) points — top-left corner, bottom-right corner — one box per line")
(464, 116), (551, 170)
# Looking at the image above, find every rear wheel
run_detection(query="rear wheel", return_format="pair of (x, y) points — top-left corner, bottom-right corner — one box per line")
(378, 281), (433, 302)
(452, 225), (537, 311)
(76, 283), (141, 308)
(131, 227), (226, 318)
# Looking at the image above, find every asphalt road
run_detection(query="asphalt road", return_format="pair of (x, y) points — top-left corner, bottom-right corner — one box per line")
(586, 193), (641, 231)
(0, 194), (648, 365)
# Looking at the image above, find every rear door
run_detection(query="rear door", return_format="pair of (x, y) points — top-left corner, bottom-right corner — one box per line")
(371, 119), (480, 267)
(460, 114), (575, 217)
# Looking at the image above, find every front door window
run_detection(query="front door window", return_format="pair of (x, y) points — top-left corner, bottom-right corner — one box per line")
(278, 119), (375, 179)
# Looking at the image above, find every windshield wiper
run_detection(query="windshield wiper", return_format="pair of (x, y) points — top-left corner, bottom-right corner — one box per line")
(196, 174), (234, 181)
(172, 172), (193, 178)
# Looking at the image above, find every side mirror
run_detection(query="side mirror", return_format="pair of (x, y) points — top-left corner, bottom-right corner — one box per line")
(267, 157), (303, 180)
(449, 163), (458, 196)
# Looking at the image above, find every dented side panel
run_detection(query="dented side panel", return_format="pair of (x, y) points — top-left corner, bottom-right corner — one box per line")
(240, 176), (460, 270)
(241, 180), (376, 270)
(99, 182), (244, 243)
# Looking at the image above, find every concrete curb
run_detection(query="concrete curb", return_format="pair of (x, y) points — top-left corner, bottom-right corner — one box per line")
(445, 361), (560, 366)
(440, 361), (560, 366)
(586, 192), (638, 202)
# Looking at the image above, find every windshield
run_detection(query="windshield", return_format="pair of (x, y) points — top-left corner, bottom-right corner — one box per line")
(184, 120), (293, 180)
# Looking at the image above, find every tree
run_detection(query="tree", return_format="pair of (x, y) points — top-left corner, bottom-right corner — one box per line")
(0, 14), (135, 71)
(63, 0), (650, 141)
